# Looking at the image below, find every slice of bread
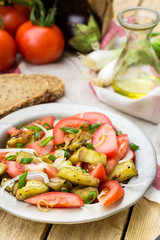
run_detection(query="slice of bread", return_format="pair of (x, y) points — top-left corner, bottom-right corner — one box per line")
(0, 74), (65, 118)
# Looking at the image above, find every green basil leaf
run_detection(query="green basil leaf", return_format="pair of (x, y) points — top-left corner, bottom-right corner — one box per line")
(79, 123), (91, 130)
(60, 127), (79, 134)
(85, 191), (97, 204)
(62, 149), (71, 158)
(86, 143), (95, 150)
(43, 122), (51, 130)
(117, 131), (123, 136)
(17, 143), (23, 148)
(90, 124), (101, 134)
(20, 158), (33, 164)
(17, 124), (27, 130)
(80, 167), (87, 173)
(18, 171), (28, 189)
(130, 143), (139, 151)
(5, 155), (17, 161)
(34, 131), (40, 142)
(39, 136), (54, 147)
(26, 126), (42, 131)
(48, 155), (57, 161)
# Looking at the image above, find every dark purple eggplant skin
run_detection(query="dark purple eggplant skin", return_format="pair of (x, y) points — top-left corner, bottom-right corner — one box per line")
(42, 0), (101, 42)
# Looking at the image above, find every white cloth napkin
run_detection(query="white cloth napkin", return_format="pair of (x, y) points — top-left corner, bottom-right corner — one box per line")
(19, 52), (160, 204)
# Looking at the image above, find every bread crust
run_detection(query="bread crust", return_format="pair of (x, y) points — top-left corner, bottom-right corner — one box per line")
(0, 74), (65, 118)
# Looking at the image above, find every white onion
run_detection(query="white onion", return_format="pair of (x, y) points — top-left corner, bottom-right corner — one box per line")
(118, 148), (134, 163)
(79, 48), (121, 71)
(120, 182), (146, 187)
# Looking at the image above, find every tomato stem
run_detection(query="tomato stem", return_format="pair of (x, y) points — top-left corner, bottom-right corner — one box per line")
(0, 14), (4, 30)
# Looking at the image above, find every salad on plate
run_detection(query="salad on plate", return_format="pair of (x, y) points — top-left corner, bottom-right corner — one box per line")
(0, 112), (139, 212)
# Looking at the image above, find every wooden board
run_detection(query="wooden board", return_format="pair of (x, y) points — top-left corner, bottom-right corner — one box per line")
(125, 198), (160, 240)
(0, 213), (49, 240)
(47, 209), (130, 240)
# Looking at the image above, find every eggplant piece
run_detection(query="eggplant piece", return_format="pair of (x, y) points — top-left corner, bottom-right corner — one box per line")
(68, 147), (85, 165)
(0, 163), (7, 176)
(57, 166), (100, 187)
(47, 177), (72, 191)
(71, 186), (98, 202)
(78, 147), (107, 166)
(16, 180), (49, 201)
(7, 129), (34, 148)
(1, 178), (15, 194)
(68, 130), (92, 151)
(107, 160), (138, 182)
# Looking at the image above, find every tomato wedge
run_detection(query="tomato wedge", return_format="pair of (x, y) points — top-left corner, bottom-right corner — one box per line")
(7, 127), (20, 136)
(117, 134), (128, 160)
(90, 163), (107, 183)
(105, 158), (118, 175)
(24, 163), (58, 178)
(74, 112), (113, 126)
(24, 192), (84, 208)
(41, 116), (55, 129)
(6, 161), (24, 178)
(92, 123), (118, 159)
(27, 139), (55, 155)
(98, 180), (124, 206)
(53, 117), (90, 145)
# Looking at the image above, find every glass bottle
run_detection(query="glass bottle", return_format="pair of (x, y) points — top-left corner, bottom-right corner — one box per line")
(112, 7), (160, 99)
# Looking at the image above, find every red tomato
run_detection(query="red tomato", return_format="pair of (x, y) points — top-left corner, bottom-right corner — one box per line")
(0, 5), (30, 36)
(7, 127), (21, 136)
(105, 158), (118, 175)
(98, 180), (124, 206)
(90, 163), (107, 183)
(75, 162), (83, 168)
(117, 134), (128, 160)
(41, 116), (55, 129)
(6, 161), (24, 178)
(53, 117), (90, 145)
(16, 21), (65, 64)
(0, 29), (17, 71)
(74, 112), (113, 126)
(27, 139), (55, 155)
(24, 163), (58, 178)
(92, 123), (118, 159)
(24, 192), (84, 208)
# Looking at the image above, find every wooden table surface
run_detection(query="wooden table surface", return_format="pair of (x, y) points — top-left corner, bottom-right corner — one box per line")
(0, 0), (160, 239)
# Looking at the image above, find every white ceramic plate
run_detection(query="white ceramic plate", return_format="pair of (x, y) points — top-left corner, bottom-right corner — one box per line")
(0, 103), (157, 224)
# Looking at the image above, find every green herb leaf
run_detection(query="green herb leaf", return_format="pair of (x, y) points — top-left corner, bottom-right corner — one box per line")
(34, 131), (40, 142)
(85, 191), (97, 204)
(43, 122), (51, 130)
(17, 124), (27, 130)
(86, 143), (95, 150)
(80, 123), (91, 130)
(18, 171), (28, 189)
(90, 124), (101, 134)
(117, 131), (123, 136)
(80, 167), (87, 173)
(130, 143), (139, 151)
(48, 155), (57, 161)
(39, 136), (54, 147)
(5, 155), (17, 161)
(20, 158), (33, 164)
(60, 127), (79, 134)
(26, 126), (42, 131)
(62, 149), (71, 158)
(61, 188), (69, 192)
(17, 143), (23, 148)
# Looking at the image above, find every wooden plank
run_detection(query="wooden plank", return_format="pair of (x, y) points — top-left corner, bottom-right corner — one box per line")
(0, 209), (6, 223)
(0, 213), (49, 240)
(113, 0), (141, 19)
(47, 209), (130, 240)
(125, 198), (160, 240)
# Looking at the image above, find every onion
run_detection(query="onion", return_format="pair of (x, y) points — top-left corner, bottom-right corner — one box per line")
(0, 148), (35, 154)
(0, 171), (49, 197)
(118, 148), (134, 163)
(120, 182), (146, 187)
(79, 49), (121, 71)
(33, 123), (48, 136)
